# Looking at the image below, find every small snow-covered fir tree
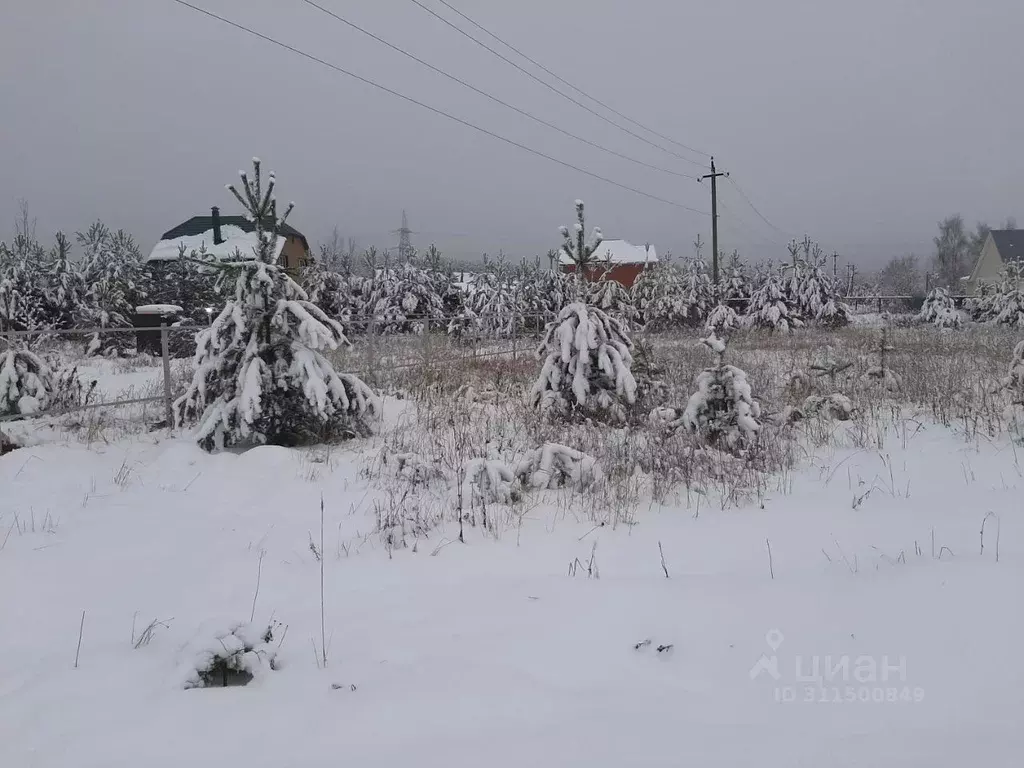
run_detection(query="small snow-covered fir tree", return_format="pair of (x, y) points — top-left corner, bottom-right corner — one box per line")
(0, 347), (53, 417)
(722, 251), (751, 302)
(705, 302), (741, 334)
(588, 265), (635, 323)
(784, 238), (850, 327)
(77, 223), (149, 355)
(42, 233), (88, 329)
(0, 236), (48, 332)
(529, 302), (637, 423)
(744, 263), (802, 332)
(174, 158), (379, 451)
(988, 264), (1024, 328)
(679, 333), (762, 452)
(679, 256), (716, 326)
(301, 257), (356, 326)
(918, 286), (962, 328)
(631, 261), (688, 329)
(467, 257), (525, 338)
(559, 199), (603, 282)
(366, 259), (445, 334)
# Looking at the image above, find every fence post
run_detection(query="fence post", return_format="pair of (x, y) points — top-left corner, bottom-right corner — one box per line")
(160, 323), (174, 428)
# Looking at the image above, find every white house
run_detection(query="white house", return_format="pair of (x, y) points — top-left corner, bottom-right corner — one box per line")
(965, 230), (1024, 294)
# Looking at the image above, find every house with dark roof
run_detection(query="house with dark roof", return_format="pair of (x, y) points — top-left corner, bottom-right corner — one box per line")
(965, 229), (1024, 294)
(146, 207), (311, 273)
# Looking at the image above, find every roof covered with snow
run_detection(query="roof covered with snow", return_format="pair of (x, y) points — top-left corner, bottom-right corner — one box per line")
(146, 215), (307, 263)
(558, 239), (657, 266)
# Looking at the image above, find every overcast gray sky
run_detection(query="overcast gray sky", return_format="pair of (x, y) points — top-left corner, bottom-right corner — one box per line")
(2, 0), (1021, 268)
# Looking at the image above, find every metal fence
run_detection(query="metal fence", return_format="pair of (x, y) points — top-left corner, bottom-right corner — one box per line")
(0, 323), (203, 425)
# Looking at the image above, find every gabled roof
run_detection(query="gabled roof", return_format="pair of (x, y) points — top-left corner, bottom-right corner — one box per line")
(147, 216), (308, 263)
(990, 230), (1024, 264)
(558, 239), (657, 266)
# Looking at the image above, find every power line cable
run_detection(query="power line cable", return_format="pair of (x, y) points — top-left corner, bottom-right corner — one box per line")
(167, 0), (710, 216)
(405, 0), (709, 171)
(299, 0), (699, 180)
(726, 176), (794, 239)
(432, 0), (712, 161)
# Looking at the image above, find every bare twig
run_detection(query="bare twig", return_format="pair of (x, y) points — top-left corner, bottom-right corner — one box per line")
(250, 549), (265, 623)
(766, 538), (775, 580)
(658, 541), (670, 578)
(320, 495), (327, 668)
(74, 610), (86, 668)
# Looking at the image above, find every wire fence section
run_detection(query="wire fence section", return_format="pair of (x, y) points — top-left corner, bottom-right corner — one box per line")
(0, 299), (959, 426)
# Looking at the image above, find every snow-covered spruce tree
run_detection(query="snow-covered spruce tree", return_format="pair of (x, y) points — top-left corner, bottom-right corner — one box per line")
(588, 265), (635, 324)
(989, 264), (1024, 328)
(559, 200), (603, 284)
(529, 303), (637, 423)
(918, 286), (962, 328)
(680, 256), (716, 326)
(42, 233), (88, 329)
(301, 257), (356, 327)
(77, 223), (150, 355)
(679, 333), (762, 452)
(174, 158), (379, 451)
(784, 238), (850, 327)
(722, 251), (751, 302)
(0, 347), (53, 417)
(744, 262), (802, 332)
(0, 236), (48, 332)
(705, 301), (741, 334)
(147, 243), (220, 325)
(366, 258), (445, 334)
(631, 261), (688, 329)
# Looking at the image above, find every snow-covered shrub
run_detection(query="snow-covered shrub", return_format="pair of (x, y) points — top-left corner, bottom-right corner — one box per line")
(179, 621), (278, 689)
(174, 158), (379, 452)
(918, 287), (960, 328)
(705, 302), (740, 334)
(787, 393), (856, 422)
(529, 302), (637, 423)
(630, 337), (668, 412)
(515, 443), (604, 490)
(0, 348), (52, 417)
(744, 264), (802, 332)
(460, 456), (520, 507)
(722, 253), (750, 302)
(679, 334), (762, 452)
(49, 365), (98, 413)
(464, 259), (524, 339)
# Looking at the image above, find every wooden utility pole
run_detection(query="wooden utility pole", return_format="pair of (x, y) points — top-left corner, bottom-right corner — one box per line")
(700, 157), (728, 285)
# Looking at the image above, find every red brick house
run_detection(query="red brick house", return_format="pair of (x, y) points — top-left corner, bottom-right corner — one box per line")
(559, 239), (657, 288)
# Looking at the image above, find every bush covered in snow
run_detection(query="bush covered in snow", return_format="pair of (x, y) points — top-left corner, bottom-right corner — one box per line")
(918, 287), (961, 328)
(0, 348), (52, 417)
(179, 621), (279, 689)
(678, 334), (762, 451)
(529, 302), (637, 423)
(705, 302), (741, 334)
(515, 443), (604, 490)
(744, 263), (802, 332)
(989, 265), (1024, 328)
(460, 455), (520, 507)
(174, 158), (379, 451)
(1003, 340), (1024, 440)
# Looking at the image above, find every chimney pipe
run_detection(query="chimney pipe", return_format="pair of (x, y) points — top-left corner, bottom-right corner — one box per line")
(211, 206), (223, 245)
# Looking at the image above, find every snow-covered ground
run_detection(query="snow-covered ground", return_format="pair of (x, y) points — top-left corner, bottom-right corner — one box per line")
(2, 400), (1022, 766)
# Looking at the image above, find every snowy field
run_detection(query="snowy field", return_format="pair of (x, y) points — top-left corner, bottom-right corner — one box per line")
(3, 324), (1024, 767)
